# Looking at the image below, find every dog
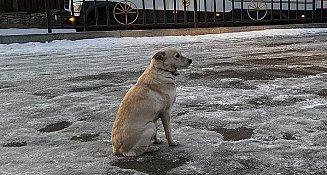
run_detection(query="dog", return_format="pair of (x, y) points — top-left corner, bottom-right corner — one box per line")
(111, 48), (192, 156)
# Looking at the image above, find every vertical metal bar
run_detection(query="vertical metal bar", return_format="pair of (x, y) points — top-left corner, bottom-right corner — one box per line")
(194, 0), (198, 27)
(223, 0), (226, 22)
(71, 0), (75, 17)
(30, 0), (33, 12)
(204, 0), (207, 24)
(312, 0), (315, 21)
(59, 0), (63, 27)
(24, 0), (28, 12)
(271, 0), (274, 20)
(106, 0), (110, 26)
(94, 0), (98, 26)
(288, 0), (290, 21)
(83, 0), (86, 31)
(295, 0), (299, 19)
(142, 0), (146, 24)
(305, 0), (307, 18)
(12, 0), (19, 11)
(163, 0), (167, 24)
(70, 0), (76, 28)
(213, 0), (217, 22)
(70, 1), (76, 27)
(173, 0), (177, 24)
(36, 0), (39, 11)
(183, 0), (187, 23)
(232, 0), (235, 22)
(45, 0), (52, 33)
(241, 0), (244, 21)
(321, 0), (323, 19)
(280, 0), (282, 19)
(153, 0), (156, 24)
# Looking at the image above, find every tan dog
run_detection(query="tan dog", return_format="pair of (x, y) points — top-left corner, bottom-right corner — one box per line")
(111, 48), (192, 156)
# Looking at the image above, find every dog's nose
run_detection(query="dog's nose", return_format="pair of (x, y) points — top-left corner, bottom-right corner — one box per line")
(188, 59), (192, 64)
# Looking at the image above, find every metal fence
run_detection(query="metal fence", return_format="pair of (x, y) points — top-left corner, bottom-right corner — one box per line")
(45, 0), (327, 32)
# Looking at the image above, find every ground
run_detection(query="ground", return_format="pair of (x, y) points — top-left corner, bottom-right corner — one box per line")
(0, 28), (327, 175)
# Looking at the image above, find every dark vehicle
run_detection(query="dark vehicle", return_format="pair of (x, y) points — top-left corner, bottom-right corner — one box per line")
(49, 0), (327, 31)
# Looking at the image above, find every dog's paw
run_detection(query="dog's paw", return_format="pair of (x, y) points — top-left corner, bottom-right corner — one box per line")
(168, 141), (178, 146)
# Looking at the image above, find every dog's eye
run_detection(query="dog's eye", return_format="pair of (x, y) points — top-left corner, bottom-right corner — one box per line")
(175, 54), (180, 58)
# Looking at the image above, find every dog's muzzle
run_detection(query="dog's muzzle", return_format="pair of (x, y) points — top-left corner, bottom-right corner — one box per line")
(188, 59), (192, 64)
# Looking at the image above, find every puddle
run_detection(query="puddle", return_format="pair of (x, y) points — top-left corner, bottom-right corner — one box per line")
(69, 84), (112, 93)
(234, 158), (262, 173)
(217, 104), (246, 111)
(70, 133), (100, 142)
(220, 80), (257, 90)
(247, 96), (274, 106)
(180, 95), (305, 112)
(264, 42), (299, 47)
(68, 71), (141, 83)
(247, 96), (305, 108)
(111, 156), (188, 175)
(0, 85), (13, 89)
(210, 127), (254, 141)
(3, 141), (27, 147)
(188, 67), (324, 81)
(282, 132), (296, 140)
(32, 92), (57, 99)
(37, 121), (72, 132)
(318, 89), (327, 97)
(174, 111), (189, 117)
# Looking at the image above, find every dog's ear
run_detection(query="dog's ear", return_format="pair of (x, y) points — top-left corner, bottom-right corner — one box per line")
(152, 51), (166, 60)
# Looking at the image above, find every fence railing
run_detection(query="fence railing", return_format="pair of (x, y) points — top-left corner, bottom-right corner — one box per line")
(44, 0), (327, 32)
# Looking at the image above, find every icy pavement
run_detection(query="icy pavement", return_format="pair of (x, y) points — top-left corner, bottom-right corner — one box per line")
(1, 28), (327, 174)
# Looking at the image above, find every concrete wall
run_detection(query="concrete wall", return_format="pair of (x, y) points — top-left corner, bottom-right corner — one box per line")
(0, 12), (46, 27)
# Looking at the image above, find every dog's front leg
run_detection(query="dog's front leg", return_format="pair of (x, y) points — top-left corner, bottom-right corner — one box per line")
(161, 111), (178, 146)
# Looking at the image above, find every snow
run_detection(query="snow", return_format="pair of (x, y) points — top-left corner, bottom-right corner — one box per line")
(1, 28), (327, 174)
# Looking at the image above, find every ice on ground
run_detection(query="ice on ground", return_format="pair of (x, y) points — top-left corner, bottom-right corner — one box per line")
(1, 28), (327, 174)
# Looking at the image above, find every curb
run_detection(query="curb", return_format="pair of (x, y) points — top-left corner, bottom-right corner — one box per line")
(1, 23), (327, 44)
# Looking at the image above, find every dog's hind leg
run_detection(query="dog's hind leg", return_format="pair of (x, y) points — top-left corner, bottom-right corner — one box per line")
(151, 121), (163, 144)
(123, 122), (159, 156)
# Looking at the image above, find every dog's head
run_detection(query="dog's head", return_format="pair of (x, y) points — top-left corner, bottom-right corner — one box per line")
(151, 48), (192, 74)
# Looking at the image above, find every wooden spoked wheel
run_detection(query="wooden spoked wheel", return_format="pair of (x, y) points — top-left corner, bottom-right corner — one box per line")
(247, 0), (268, 21)
(113, 0), (139, 25)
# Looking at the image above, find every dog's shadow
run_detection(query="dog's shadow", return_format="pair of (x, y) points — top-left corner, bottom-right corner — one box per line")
(110, 145), (190, 175)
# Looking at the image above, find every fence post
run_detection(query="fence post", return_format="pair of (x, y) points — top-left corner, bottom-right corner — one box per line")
(183, 0), (187, 24)
(83, 0), (86, 31)
(163, 0), (167, 24)
(45, 0), (52, 33)
(312, 0), (315, 22)
(142, 0), (146, 25)
(204, 0), (207, 25)
(153, 0), (156, 24)
(13, 0), (19, 11)
(194, 0), (198, 28)
(94, 0), (99, 26)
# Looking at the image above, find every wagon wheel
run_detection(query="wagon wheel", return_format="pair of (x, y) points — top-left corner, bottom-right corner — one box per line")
(113, 0), (139, 25)
(247, 0), (268, 21)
